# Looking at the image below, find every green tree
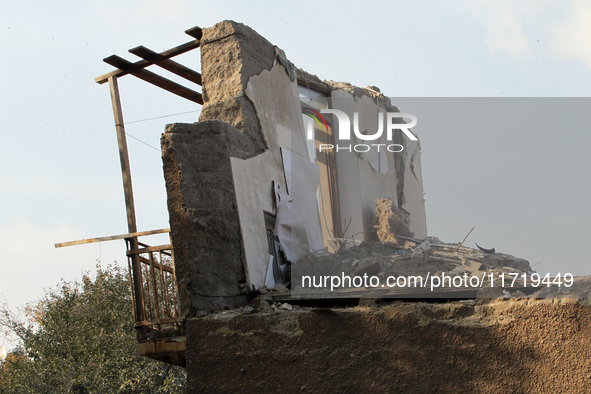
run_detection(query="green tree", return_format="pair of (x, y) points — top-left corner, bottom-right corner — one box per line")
(0, 264), (186, 394)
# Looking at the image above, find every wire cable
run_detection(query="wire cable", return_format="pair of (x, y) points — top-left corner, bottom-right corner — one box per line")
(125, 132), (161, 152)
(126, 109), (201, 125)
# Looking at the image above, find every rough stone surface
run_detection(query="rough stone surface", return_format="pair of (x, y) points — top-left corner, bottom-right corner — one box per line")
(198, 96), (267, 154)
(186, 299), (591, 393)
(200, 20), (276, 103)
(199, 20), (275, 155)
(161, 121), (260, 316)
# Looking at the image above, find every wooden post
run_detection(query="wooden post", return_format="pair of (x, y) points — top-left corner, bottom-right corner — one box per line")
(108, 76), (147, 331)
(109, 76), (137, 232)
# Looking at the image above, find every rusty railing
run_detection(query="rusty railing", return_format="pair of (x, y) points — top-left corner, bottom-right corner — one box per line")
(125, 235), (182, 340)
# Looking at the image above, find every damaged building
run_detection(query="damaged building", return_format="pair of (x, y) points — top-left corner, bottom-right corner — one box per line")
(162, 20), (428, 316)
(54, 19), (591, 393)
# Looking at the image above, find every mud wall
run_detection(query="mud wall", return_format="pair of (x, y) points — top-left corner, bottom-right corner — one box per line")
(186, 299), (591, 393)
(161, 121), (257, 316)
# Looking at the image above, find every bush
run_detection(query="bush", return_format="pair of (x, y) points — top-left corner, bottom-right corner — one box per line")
(0, 264), (186, 393)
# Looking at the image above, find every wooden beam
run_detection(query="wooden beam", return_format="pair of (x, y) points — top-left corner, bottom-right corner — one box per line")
(95, 39), (201, 84)
(127, 244), (173, 255)
(297, 78), (332, 96)
(109, 76), (145, 325)
(148, 252), (161, 321)
(134, 318), (183, 328)
(109, 77), (137, 234)
(129, 46), (202, 85)
(55, 228), (171, 248)
(138, 241), (172, 257)
(185, 26), (203, 39)
(137, 336), (186, 366)
(137, 255), (174, 274)
(103, 55), (203, 104)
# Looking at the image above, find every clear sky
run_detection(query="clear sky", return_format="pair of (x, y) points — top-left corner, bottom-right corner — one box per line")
(1, 0), (590, 346)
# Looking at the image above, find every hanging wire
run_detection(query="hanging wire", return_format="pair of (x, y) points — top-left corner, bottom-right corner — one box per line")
(122, 109), (203, 152)
(125, 132), (161, 152)
(126, 109), (201, 124)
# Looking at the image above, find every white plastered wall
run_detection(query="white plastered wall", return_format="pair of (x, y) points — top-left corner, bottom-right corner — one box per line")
(230, 66), (428, 289)
(231, 64), (322, 289)
(330, 89), (427, 241)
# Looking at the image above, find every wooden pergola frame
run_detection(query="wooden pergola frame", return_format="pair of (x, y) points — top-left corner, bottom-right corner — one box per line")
(93, 25), (204, 331)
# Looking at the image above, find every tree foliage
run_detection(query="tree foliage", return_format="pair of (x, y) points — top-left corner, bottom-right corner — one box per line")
(0, 265), (186, 394)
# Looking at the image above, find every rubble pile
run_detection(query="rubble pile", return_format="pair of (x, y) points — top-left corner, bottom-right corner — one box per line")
(292, 238), (534, 290)
(529, 275), (591, 300)
(290, 197), (541, 295)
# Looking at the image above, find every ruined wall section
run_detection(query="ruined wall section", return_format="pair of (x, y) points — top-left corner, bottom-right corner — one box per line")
(199, 20), (276, 155)
(317, 81), (409, 214)
(322, 85), (427, 241)
(163, 20), (428, 315)
(162, 121), (259, 317)
(162, 21), (280, 316)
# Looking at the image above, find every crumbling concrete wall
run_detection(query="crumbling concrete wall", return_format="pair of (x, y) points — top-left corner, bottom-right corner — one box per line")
(235, 63), (318, 289)
(185, 299), (591, 393)
(299, 78), (427, 241)
(403, 138), (427, 237)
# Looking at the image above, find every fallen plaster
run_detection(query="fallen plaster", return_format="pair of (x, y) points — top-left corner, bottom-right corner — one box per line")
(229, 151), (279, 289)
(274, 148), (324, 264)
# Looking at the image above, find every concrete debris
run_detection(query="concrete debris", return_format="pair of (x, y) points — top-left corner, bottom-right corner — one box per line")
(241, 306), (255, 314)
(200, 292), (591, 324)
(528, 276), (591, 300)
(292, 238), (538, 295)
(258, 284), (292, 295)
(511, 290), (528, 298)
(255, 299), (273, 314)
(274, 46), (296, 82)
(412, 239), (432, 255)
(462, 260), (483, 274)
(200, 278), (591, 326)
(273, 283), (289, 293)
(295, 68), (387, 101)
